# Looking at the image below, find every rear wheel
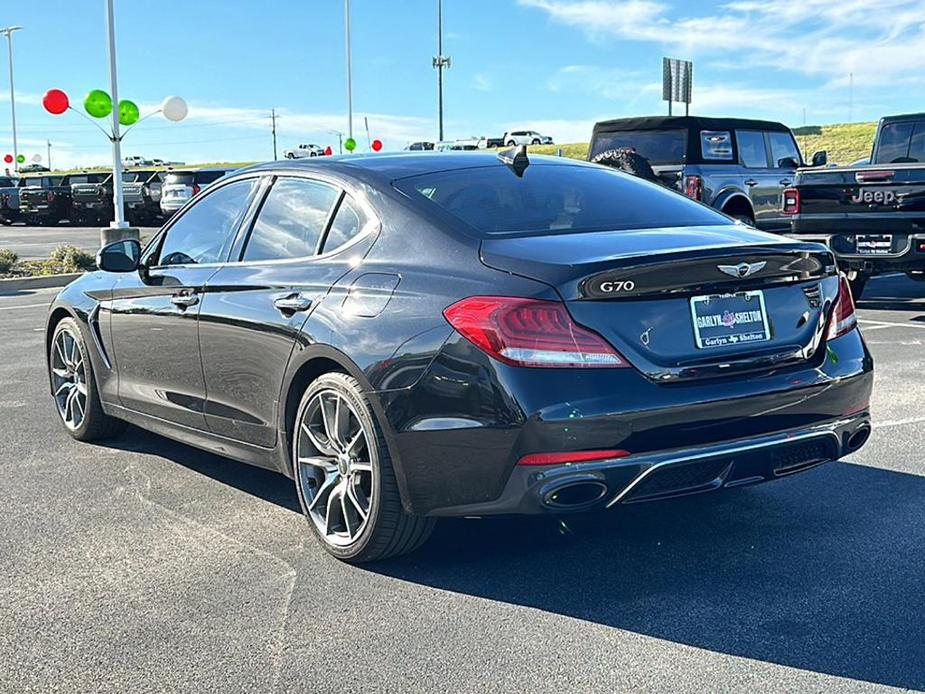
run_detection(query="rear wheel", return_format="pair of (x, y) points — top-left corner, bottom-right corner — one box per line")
(293, 372), (434, 562)
(531, 138), (541, 145)
(506, 140), (516, 147)
(49, 318), (125, 441)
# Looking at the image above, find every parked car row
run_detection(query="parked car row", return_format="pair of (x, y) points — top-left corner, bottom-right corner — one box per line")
(586, 112), (925, 297)
(0, 166), (236, 226)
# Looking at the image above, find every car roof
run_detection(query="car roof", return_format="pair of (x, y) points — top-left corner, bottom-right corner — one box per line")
(879, 112), (925, 123)
(593, 115), (791, 134)
(235, 151), (587, 183)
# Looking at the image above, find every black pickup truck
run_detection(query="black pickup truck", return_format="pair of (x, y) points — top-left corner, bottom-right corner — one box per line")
(784, 112), (925, 296)
(18, 174), (71, 226)
(69, 172), (114, 225)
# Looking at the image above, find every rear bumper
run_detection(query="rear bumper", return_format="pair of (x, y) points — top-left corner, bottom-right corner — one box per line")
(381, 328), (873, 516)
(784, 227), (925, 272)
(426, 415), (869, 516)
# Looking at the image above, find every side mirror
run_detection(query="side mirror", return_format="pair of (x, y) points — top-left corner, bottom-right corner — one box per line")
(811, 150), (827, 167)
(778, 156), (801, 169)
(97, 238), (141, 273)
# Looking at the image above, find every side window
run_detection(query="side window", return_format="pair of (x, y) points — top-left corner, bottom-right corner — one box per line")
(157, 179), (258, 266)
(908, 123), (925, 163)
(321, 195), (371, 254)
(242, 177), (339, 262)
(874, 122), (914, 164)
(700, 130), (733, 160)
(768, 132), (801, 168)
(736, 130), (769, 168)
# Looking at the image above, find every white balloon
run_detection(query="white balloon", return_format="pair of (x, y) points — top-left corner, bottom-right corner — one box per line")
(32, 154), (42, 163)
(161, 95), (188, 123)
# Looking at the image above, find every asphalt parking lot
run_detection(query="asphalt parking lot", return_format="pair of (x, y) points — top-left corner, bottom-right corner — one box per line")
(1, 274), (923, 693)
(0, 224), (157, 260)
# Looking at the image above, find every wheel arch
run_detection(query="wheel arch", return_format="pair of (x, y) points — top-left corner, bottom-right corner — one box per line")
(278, 345), (415, 510)
(716, 191), (755, 221)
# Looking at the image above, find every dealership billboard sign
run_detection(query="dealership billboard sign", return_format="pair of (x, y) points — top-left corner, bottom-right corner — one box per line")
(662, 57), (692, 115)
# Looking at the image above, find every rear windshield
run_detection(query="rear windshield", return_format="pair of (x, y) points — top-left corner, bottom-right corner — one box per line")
(21, 176), (62, 188)
(590, 129), (686, 163)
(68, 174), (109, 185)
(873, 121), (925, 164)
(394, 163), (730, 236)
(166, 170), (226, 185)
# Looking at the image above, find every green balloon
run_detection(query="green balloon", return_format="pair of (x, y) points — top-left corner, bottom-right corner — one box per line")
(344, 137), (357, 152)
(16, 154), (24, 163)
(84, 89), (113, 119)
(118, 99), (140, 126)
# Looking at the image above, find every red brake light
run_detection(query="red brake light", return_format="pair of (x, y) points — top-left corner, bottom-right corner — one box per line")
(191, 183), (201, 196)
(518, 449), (631, 466)
(47, 191), (56, 202)
(684, 175), (702, 201)
(828, 274), (857, 340)
(443, 296), (629, 368)
(782, 187), (800, 215)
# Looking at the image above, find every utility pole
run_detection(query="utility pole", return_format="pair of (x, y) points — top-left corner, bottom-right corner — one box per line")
(104, 0), (128, 231)
(432, 0), (451, 142)
(271, 108), (278, 160)
(848, 72), (854, 123)
(0, 26), (22, 173)
(47, 140), (51, 170)
(345, 0), (353, 139)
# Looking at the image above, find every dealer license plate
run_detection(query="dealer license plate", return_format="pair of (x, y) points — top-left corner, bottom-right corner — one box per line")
(690, 291), (771, 349)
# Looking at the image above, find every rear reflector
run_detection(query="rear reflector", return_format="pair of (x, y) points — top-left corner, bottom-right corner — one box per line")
(518, 449), (631, 466)
(684, 175), (703, 201)
(443, 296), (629, 368)
(828, 274), (858, 340)
(782, 187), (800, 215)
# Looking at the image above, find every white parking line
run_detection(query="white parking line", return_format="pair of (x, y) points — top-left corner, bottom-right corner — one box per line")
(877, 415), (925, 429)
(859, 319), (925, 330)
(0, 302), (50, 312)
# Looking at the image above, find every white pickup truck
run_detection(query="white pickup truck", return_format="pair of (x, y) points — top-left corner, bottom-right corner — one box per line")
(283, 144), (325, 159)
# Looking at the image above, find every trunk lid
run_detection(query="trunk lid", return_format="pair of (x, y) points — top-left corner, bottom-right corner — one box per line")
(480, 225), (839, 381)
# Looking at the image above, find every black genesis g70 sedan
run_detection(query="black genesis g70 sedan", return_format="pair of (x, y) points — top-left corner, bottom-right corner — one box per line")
(45, 150), (873, 561)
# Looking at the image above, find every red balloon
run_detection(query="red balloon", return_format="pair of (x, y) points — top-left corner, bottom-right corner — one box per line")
(324, 146), (333, 156)
(3, 154), (11, 164)
(371, 139), (383, 152)
(42, 88), (70, 115)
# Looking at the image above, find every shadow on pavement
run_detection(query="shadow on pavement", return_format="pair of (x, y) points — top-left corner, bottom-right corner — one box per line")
(98, 425), (924, 689)
(371, 462), (925, 690)
(101, 426), (301, 513)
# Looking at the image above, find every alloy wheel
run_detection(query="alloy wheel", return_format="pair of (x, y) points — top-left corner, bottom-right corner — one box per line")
(296, 389), (374, 547)
(51, 328), (87, 430)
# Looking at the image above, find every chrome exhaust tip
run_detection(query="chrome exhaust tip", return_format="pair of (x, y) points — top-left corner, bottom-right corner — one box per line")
(846, 425), (871, 453)
(542, 480), (609, 509)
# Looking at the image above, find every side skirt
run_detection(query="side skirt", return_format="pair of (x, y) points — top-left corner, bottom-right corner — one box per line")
(102, 402), (289, 475)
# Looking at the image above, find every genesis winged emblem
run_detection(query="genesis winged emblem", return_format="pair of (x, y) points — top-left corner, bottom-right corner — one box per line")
(717, 261), (767, 279)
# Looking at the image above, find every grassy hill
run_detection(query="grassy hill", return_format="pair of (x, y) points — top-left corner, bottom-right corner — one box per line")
(531, 121), (878, 166)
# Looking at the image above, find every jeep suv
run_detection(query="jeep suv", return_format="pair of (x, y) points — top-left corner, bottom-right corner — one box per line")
(588, 116), (826, 232)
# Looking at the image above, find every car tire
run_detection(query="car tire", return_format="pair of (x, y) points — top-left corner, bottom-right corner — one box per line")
(293, 372), (435, 563)
(285, 153), (295, 159)
(531, 139), (541, 145)
(49, 317), (126, 442)
(591, 148), (661, 184)
(506, 140), (516, 147)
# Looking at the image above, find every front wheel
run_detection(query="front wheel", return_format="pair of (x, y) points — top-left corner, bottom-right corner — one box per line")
(49, 317), (125, 441)
(531, 139), (541, 145)
(293, 372), (434, 562)
(506, 140), (516, 147)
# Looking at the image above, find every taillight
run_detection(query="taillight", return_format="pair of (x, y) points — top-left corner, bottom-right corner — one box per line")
(684, 175), (702, 201)
(191, 184), (201, 196)
(782, 187), (800, 215)
(518, 449), (631, 466)
(828, 274), (857, 340)
(47, 191), (56, 202)
(443, 296), (629, 368)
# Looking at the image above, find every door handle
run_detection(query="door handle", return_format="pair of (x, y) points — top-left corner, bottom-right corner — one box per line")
(779, 179), (792, 186)
(170, 293), (199, 308)
(274, 293), (313, 313)
(744, 179), (758, 187)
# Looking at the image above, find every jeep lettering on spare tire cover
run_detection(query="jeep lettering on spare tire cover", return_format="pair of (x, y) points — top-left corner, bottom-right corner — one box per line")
(591, 148), (661, 184)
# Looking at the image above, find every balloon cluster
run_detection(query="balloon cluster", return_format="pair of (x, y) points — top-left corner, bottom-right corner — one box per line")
(42, 88), (187, 126)
(3, 154), (24, 164)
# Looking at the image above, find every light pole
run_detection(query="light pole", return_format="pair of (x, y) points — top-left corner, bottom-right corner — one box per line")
(344, 0), (353, 140)
(432, 1), (450, 142)
(0, 26), (22, 173)
(103, 0), (129, 233)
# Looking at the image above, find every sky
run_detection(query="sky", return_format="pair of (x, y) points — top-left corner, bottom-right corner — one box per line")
(2, 0), (923, 169)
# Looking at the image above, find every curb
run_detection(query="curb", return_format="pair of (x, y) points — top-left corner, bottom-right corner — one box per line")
(0, 272), (83, 294)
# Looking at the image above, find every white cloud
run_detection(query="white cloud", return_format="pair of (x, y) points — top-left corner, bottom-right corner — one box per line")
(520, 0), (925, 84)
(472, 73), (494, 92)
